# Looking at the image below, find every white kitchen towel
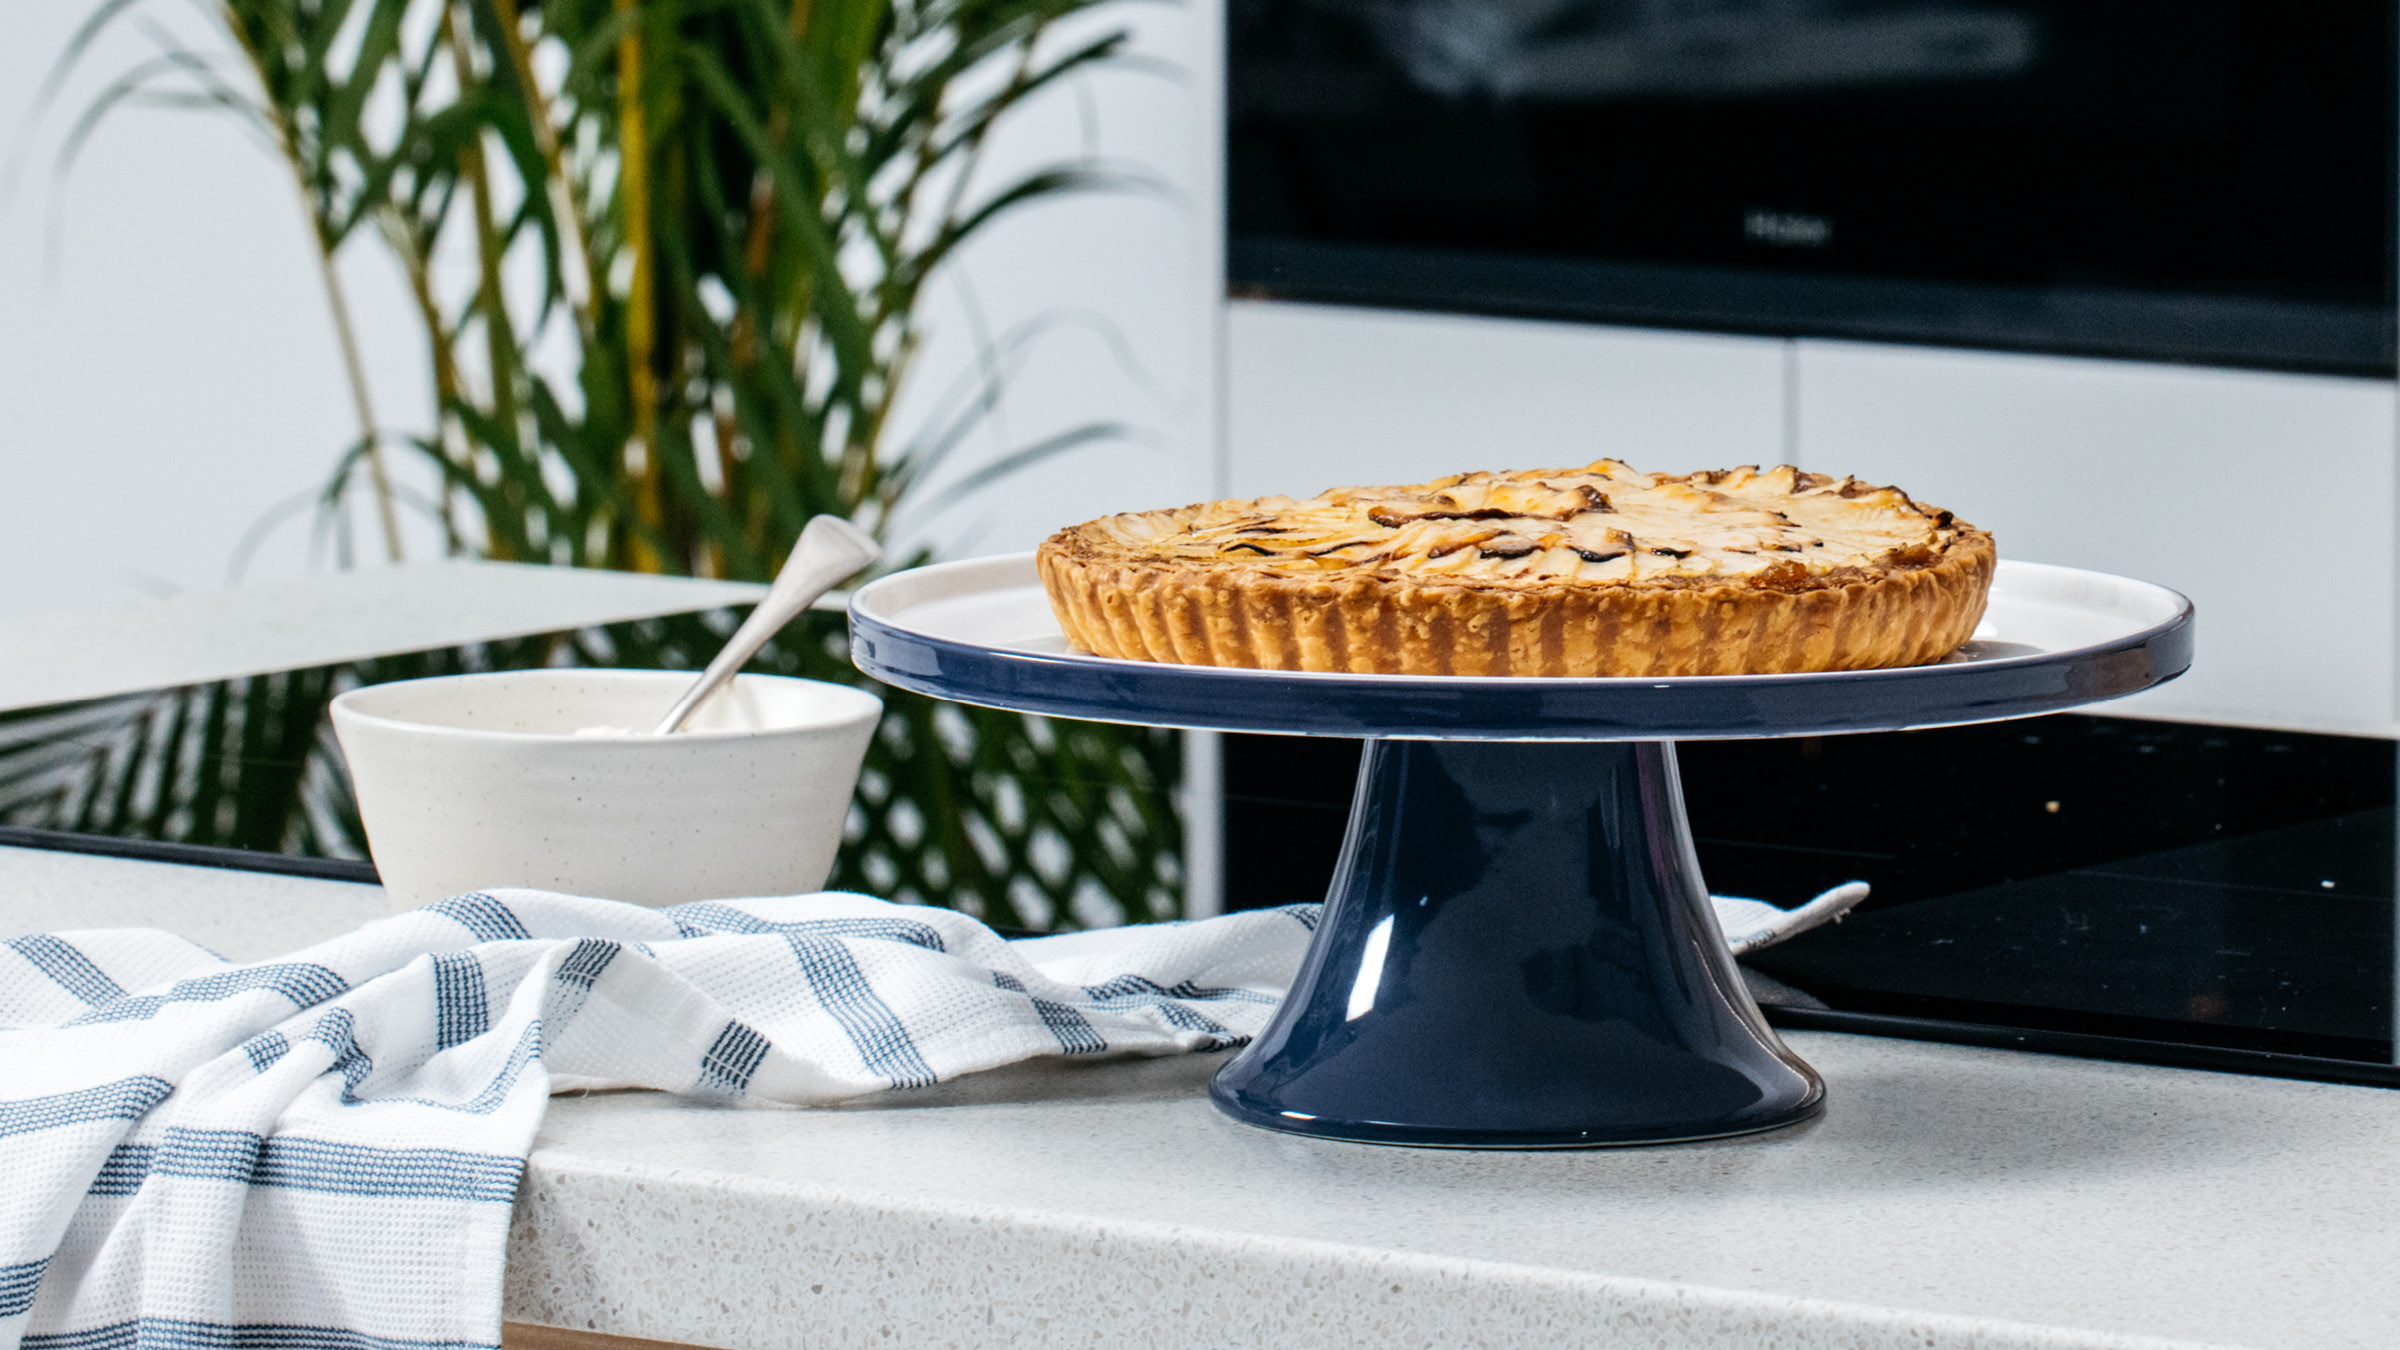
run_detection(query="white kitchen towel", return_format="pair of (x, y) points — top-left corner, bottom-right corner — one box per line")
(0, 883), (1864, 1350)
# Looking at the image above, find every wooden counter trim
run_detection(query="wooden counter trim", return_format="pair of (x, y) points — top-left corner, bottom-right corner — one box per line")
(504, 1321), (728, 1350)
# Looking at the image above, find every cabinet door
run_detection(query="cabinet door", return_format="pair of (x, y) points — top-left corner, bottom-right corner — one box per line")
(1795, 339), (2396, 737)
(1225, 301), (1786, 498)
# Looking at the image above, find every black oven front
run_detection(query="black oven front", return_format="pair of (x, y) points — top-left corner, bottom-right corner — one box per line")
(1229, 0), (2397, 374)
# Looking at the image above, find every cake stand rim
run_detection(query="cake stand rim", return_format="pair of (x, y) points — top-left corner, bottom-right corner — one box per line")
(846, 553), (2194, 741)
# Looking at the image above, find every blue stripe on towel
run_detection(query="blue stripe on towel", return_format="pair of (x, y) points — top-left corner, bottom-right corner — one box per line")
(425, 893), (530, 943)
(66, 966), (347, 1026)
(5, 935), (125, 1006)
(244, 1031), (289, 1074)
(0, 1077), (173, 1138)
(1078, 975), (1252, 1043)
(666, 902), (772, 937)
(307, 1010), (375, 1098)
(0, 1255), (48, 1319)
(23, 1319), (498, 1350)
(991, 971), (1106, 1055)
(784, 935), (937, 1088)
(1082, 974), (1276, 1007)
(88, 1143), (155, 1197)
(337, 1022), (542, 1118)
(1271, 903), (1322, 933)
(669, 903), (948, 953)
(554, 939), (618, 990)
(697, 1021), (770, 1092)
(430, 953), (488, 1050)
(152, 1128), (522, 1202)
(544, 939), (620, 1037)
(443, 1023), (542, 1115)
(787, 917), (947, 952)
(1136, 999), (1230, 1039)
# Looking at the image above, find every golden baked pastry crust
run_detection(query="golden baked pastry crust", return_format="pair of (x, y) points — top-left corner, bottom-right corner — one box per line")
(1035, 461), (1995, 677)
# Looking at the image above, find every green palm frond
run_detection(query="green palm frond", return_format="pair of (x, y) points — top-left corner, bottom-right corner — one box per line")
(20, 0), (1184, 929)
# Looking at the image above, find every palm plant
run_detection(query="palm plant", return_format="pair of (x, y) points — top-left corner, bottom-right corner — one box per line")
(4, 0), (1187, 930)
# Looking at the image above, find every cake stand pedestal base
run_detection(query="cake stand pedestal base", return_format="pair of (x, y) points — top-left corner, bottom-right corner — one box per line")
(1209, 739), (1825, 1148)
(851, 552), (2192, 1149)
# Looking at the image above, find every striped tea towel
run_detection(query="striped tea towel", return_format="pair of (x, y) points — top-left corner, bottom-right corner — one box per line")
(0, 883), (1864, 1350)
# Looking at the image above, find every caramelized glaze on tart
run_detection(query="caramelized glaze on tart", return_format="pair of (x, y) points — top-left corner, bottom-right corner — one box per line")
(1036, 460), (1995, 677)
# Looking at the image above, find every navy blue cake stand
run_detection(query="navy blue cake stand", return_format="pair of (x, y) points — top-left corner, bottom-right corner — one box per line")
(850, 556), (2192, 1149)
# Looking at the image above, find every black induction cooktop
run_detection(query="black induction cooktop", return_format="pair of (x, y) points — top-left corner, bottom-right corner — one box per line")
(1222, 715), (2400, 1087)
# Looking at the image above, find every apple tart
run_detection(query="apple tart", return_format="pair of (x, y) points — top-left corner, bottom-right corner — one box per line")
(1035, 460), (1995, 677)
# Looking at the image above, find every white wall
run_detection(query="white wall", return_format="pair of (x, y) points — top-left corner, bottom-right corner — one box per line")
(0, 1), (437, 600)
(1224, 300), (1786, 497)
(1792, 340), (2396, 737)
(0, 0), (1214, 598)
(881, 4), (1217, 564)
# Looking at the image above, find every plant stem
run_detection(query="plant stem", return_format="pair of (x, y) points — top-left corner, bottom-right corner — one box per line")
(486, 0), (601, 342)
(310, 230), (404, 563)
(382, 210), (470, 555)
(445, 0), (529, 559)
(616, 0), (664, 573)
(223, 7), (403, 565)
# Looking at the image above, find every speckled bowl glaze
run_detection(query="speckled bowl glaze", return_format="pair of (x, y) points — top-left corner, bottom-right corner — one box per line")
(332, 669), (881, 912)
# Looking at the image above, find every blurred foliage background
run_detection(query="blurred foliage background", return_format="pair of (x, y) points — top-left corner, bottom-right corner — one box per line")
(0, 0), (1185, 930)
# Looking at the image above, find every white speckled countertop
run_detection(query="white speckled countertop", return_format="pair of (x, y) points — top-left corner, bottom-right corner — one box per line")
(0, 561), (763, 713)
(8, 844), (2398, 1350)
(0, 845), (388, 960)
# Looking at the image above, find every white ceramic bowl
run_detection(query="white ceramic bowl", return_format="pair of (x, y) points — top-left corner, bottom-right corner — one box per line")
(331, 669), (882, 912)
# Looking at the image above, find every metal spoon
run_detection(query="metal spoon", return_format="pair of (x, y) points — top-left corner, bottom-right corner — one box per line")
(652, 514), (882, 734)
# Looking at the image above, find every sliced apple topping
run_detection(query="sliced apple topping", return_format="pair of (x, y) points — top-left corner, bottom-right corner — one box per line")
(1138, 459), (1947, 584)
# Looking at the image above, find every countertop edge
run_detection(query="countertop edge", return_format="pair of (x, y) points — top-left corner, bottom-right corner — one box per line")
(504, 1144), (2245, 1350)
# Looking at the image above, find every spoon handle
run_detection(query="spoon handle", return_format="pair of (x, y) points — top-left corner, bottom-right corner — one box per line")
(653, 515), (881, 734)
